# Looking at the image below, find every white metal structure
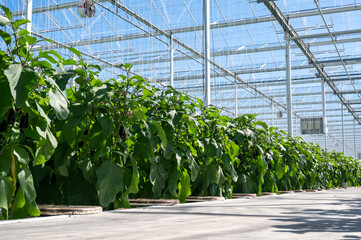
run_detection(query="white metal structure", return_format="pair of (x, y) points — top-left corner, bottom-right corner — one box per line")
(1, 0), (360, 158)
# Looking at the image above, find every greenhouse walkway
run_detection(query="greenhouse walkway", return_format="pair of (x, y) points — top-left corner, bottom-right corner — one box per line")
(1, 188), (361, 239)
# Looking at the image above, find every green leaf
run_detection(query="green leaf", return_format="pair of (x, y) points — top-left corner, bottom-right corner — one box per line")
(255, 121), (268, 130)
(0, 174), (13, 213)
(49, 87), (69, 120)
(97, 114), (113, 137)
(0, 5), (12, 21)
(0, 30), (12, 45)
(186, 151), (200, 182)
(4, 64), (37, 107)
(61, 118), (80, 148)
(54, 70), (76, 91)
(178, 171), (191, 203)
(0, 147), (12, 174)
(164, 140), (173, 160)
(68, 47), (82, 58)
(222, 154), (238, 182)
(240, 174), (258, 194)
(125, 156), (139, 195)
(0, 15), (10, 26)
(11, 186), (25, 210)
(167, 164), (182, 197)
(150, 163), (168, 198)
(35, 102), (51, 126)
(18, 167), (36, 203)
(13, 19), (30, 30)
(152, 120), (167, 147)
(205, 138), (218, 158)
(205, 164), (222, 189)
(34, 127), (57, 165)
(96, 160), (124, 207)
(18, 29), (29, 37)
(13, 146), (30, 165)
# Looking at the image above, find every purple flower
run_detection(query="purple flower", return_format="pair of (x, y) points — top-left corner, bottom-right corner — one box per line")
(125, 111), (132, 116)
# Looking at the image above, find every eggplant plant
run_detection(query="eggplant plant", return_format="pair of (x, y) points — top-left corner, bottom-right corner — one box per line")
(1, 5), (360, 220)
(0, 6), (70, 219)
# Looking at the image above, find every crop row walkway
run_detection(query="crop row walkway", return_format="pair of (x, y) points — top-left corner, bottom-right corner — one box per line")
(1, 188), (361, 239)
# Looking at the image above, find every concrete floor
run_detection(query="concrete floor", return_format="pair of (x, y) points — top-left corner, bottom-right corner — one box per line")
(1, 188), (361, 239)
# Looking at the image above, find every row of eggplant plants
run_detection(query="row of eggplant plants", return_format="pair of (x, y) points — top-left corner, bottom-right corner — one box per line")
(0, 6), (360, 220)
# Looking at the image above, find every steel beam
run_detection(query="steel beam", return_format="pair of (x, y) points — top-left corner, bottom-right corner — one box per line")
(285, 31), (293, 137)
(338, 90), (361, 95)
(263, 1), (361, 125)
(204, 0), (211, 106)
(170, 34), (174, 87)
(14, 1), (361, 34)
(13, 0), (108, 16)
(342, 104), (345, 153)
(286, 28), (361, 40)
(235, 82), (238, 117)
(354, 120), (357, 158)
(322, 78), (327, 149)
(95, 0), (290, 113)
(26, 0), (33, 34)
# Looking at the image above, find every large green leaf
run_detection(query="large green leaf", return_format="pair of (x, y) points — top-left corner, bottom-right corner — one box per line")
(0, 30), (11, 45)
(4, 64), (37, 107)
(186, 151), (200, 182)
(96, 160), (124, 207)
(239, 174), (258, 194)
(49, 87), (69, 120)
(0, 147), (12, 175)
(152, 120), (167, 147)
(164, 139), (173, 160)
(34, 127), (57, 165)
(126, 156), (140, 195)
(54, 70), (76, 91)
(0, 76), (12, 117)
(13, 19), (30, 30)
(97, 114), (113, 137)
(205, 164), (223, 189)
(18, 167), (36, 203)
(68, 47), (82, 58)
(0, 174), (13, 214)
(222, 154), (238, 182)
(167, 164), (182, 198)
(11, 186), (25, 210)
(178, 171), (191, 203)
(13, 146), (30, 165)
(0, 5), (12, 21)
(150, 163), (168, 198)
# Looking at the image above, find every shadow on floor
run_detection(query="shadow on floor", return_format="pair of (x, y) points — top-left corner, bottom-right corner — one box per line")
(271, 197), (361, 239)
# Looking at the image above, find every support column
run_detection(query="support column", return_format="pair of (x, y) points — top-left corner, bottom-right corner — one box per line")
(271, 100), (274, 127)
(322, 79), (327, 149)
(342, 104), (345, 153)
(235, 80), (238, 118)
(170, 34), (174, 88)
(204, 0), (211, 106)
(354, 119), (357, 159)
(285, 31), (293, 137)
(26, 0), (33, 34)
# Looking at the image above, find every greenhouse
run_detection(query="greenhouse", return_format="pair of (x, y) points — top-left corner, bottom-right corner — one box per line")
(3, 0), (361, 156)
(1, 0), (361, 238)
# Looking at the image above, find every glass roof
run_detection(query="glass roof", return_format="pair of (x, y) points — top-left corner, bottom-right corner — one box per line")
(1, 0), (360, 157)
